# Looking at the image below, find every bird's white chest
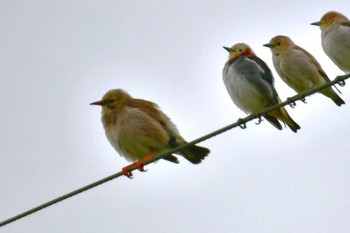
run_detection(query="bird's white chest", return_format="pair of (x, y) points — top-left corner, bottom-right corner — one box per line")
(223, 58), (273, 113)
(322, 25), (350, 72)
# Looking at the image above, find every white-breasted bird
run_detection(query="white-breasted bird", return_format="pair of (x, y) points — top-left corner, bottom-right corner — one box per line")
(223, 43), (300, 133)
(311, 11), (350, 73)
(91, 89), (210, 178)
(264, 35), (345, 106)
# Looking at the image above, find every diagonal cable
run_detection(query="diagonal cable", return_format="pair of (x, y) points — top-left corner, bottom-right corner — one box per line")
(0, 73), (349, 228)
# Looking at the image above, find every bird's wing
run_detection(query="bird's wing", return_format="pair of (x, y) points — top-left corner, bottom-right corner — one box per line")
(295, 45), (332, 83)
(247, 56), (275, 86)
(245, 56), (280, 102)
(128, 99), (181, 144)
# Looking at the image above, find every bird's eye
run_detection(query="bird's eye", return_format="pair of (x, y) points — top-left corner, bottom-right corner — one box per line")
(239, 49), (243, 52)
(276, 42), (282, 46)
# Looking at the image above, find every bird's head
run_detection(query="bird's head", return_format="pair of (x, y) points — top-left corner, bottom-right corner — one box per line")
(90, 89), (131, 110)
(311, 11), (349, 29)
(263, 35), (292, 54)
(223, 43), (255, 59)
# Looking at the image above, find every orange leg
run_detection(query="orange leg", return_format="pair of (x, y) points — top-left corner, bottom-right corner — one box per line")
(121, 152), (156, 179)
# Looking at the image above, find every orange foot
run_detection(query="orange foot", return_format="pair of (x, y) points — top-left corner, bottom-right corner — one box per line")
(121, 152), (156, 179)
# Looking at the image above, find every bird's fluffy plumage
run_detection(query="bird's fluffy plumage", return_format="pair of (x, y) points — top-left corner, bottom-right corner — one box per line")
(91, 89), (210, 166)
(264, 35), (345, 106)
(312, 11), (350, 73)
(223, 43), (300, 132)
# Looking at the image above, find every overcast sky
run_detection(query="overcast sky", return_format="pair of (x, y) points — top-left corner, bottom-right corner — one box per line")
(1, 1), (350, 233)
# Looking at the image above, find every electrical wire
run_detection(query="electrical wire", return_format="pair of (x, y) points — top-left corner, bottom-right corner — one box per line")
(0, 73), (349, 228)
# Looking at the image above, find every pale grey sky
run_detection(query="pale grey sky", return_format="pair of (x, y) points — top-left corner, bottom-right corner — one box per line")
(1, 1), (350, 233)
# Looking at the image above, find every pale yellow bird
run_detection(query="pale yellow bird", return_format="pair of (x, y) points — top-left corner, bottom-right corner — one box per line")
(223, 43), (300, 132)
(311, 11), (350, 73)
(264, 35), (345, 106)
(90, 89), (210, 178)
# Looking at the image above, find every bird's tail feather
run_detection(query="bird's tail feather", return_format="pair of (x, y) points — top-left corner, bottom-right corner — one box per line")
(180, 145), (210, 164)
(263, 115), (283, 130)
(162, 155), (179, 164)
(321, 87), (345, 106)
(270, 107), (300, 133)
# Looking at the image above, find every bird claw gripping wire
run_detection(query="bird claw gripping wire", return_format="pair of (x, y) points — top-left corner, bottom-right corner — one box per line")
(339, 80), (346, 87)
(122, 167), (134, 179)
(255, 115), (263, 125)
(287, 98), (297, 108)
(336, 76), (346, 87)
(300, 97), (307, 104)
(121, 161), (148, 179)
(237, 118), (247, 129)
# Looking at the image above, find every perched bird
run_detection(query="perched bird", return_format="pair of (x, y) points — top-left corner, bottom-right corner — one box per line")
(264, 35), (345, 106)
(223, 43), (300, 133)
(90, 89), (210, 178)
(311, 11), (350, 73)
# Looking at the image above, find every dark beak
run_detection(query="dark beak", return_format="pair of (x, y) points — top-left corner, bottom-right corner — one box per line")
(263, 43), (274, 48)
(311, 21), (320, 26)
(223, 46), (234, 52)
(90, 100), (104, 106)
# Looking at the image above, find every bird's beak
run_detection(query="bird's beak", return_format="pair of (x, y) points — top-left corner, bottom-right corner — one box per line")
(223, 46), (234, 52)
(311, 21), (320, 26)
(263, 43), (274, 48)
(90, 100), (104, 106)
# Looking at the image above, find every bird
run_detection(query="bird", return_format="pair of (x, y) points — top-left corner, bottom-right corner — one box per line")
(90, 89), (210, 178)
(223, 43), (300, 133)
(311, 11), (350, 73)
(264, 35), (345, 107)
